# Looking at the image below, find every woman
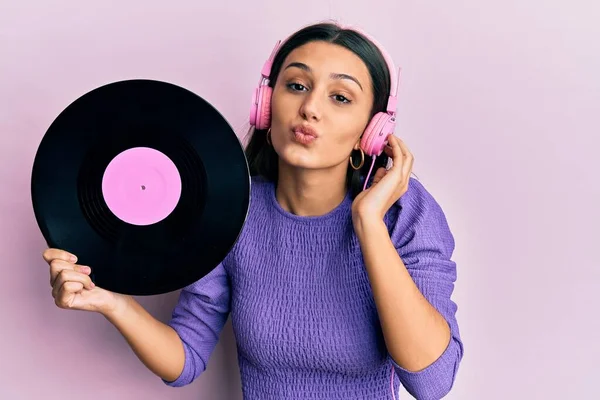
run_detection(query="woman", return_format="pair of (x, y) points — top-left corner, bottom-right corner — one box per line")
(43, 21), (463, 400)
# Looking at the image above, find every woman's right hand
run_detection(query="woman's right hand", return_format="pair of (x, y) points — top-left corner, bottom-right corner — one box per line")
(43, 249), (185, 383)
(43, 248), (126, 316)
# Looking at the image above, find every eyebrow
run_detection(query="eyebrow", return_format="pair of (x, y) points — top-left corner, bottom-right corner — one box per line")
(283, 62), (363, 91)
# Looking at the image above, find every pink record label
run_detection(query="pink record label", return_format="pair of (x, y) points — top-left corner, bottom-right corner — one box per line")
(102, 147), (182, 226)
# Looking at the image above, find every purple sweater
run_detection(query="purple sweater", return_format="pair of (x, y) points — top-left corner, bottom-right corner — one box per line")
(163, 176), (463, 399)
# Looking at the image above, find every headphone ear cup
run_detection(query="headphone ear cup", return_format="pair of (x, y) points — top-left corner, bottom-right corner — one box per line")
(249, 87), (260, 126)
(360, 112), (395, 156)
(254, 86), (273, 130)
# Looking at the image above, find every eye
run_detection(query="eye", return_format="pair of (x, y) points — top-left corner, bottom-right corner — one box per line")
(286, 82), (307, 92)
(332, 94), (351, 104)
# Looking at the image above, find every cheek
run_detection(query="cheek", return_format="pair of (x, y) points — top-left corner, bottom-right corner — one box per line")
(330, 113), (368, 146)
(270, 87), (296, 122)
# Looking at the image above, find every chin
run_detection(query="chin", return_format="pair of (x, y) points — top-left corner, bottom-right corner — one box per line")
(277, 148), (347, 173)
(276, 145), (320, 169)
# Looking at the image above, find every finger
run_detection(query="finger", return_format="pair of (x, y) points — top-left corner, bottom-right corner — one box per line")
(369, 136), (408, 196)
(385, 135), (404, 175)
(55, 282), (85, 309)
(371, 167), (387, 185)
(396, 136), (411, 158)
(56, 281), (85, 300)
(50, 259), (91, 287)
(43, 248), (77, 264)
(384, 143), (392, 156)
(396, 138), (414, 180)
(52, 269), (94, 298)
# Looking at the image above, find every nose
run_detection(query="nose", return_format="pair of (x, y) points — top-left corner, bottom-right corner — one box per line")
(299, 91), (322, 122)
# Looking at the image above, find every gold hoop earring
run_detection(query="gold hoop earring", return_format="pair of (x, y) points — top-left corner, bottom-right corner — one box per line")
(349, 148), (365, 170)
(266, 128), (272, 145)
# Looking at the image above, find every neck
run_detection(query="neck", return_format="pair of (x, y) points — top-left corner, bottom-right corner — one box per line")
(275, 160), (348, 217)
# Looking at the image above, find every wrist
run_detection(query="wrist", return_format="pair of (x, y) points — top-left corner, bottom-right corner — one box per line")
(101, 293), (131, 321)
(352, 211), (387, 237)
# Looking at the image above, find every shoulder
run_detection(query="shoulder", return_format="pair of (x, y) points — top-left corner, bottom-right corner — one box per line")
(222, 175), (273, 258)
(234, 175), (275, 225)
(385, 177), (455, 254)
(397, 177), (445, 218)
(245, 175), (275, 216)
(386, 176), (443, 222)
(249, 175), (274, 200)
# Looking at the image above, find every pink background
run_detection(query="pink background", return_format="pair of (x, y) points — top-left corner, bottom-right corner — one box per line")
(1, 1), (599, 399)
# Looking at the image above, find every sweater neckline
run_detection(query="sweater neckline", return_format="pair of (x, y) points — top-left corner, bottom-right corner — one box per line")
(267, 181), (353, 224)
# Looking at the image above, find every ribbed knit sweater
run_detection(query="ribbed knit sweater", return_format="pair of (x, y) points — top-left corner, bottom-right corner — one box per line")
(163, 176), (463, 400)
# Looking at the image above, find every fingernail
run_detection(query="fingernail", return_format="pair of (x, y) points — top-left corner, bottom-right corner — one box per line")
(70, 255), (77, 262)
(90, 282), (95, 288)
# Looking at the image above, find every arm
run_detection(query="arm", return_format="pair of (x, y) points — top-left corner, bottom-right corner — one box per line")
(353, 178), (463, 400)
(45, 248), (230, 385)
(161, 262), (232, 386)
(104, 296), (186, 383)
(105, 262), (231, 386)
(354, 217), (453, 371)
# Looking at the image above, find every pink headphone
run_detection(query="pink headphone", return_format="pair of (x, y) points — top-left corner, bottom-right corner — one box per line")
(249, 23), (401, 160)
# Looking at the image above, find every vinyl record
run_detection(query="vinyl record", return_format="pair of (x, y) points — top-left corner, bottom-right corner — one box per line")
(31, 79), (250, 296)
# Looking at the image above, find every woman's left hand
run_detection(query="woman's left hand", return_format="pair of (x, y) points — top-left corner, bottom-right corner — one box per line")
(351, 134), (414, 223)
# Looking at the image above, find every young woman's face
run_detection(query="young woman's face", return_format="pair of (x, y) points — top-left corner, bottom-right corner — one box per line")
(269, 41), (374, 171)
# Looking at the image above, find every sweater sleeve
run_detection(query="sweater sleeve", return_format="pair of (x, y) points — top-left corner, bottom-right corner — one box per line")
(162, 262), (231, 387)
(386, 178), (464, 400)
